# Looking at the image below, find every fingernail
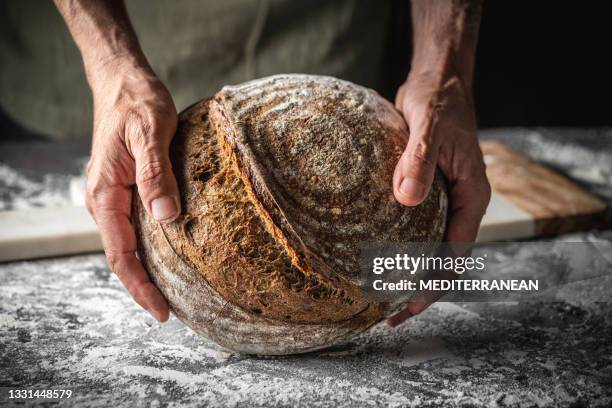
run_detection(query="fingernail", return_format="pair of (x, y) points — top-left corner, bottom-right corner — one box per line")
(144, 302), (163, 323)
(150, 310), (164, 323)
(151, 196), (179, 222)
(399, 177), (426, 199)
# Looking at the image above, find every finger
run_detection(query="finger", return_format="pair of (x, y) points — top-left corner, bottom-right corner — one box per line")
(387, 176), (490, 327)
(393, 102), (442, 206)
(87, 182), (170, 322)
(128, 112), (181, 223)
(386, 301), (427, 327)
(386, 278), (447, 326)
(446, 177), (491, 243)
(386, 301), (433, 327)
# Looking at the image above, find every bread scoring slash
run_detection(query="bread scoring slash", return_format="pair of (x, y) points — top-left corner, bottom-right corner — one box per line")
(133, 74), (448, 355)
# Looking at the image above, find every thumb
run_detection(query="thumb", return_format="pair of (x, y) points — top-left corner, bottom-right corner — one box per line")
(393, 105), (441, 206)
(130, 117), (181, 223)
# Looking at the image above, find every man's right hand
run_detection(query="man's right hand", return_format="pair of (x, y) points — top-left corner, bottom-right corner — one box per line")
(54, 0), (181, 322)
(85, 57), (180, 322)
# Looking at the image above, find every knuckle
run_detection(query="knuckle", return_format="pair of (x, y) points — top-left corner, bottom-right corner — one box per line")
(136, 160), (166, 187)
(147, 116), (165, 136)
(403, 140), (437, 175)
(84, 184), (100, 212)
(126, 111), (154, 145)
(85, 179), (107, 208)
(129, 109), (172, 145)
(84, 194), (96, 218)
(84, 177), (124, 219)
(412, 143), (436, 166)
(85, 158), (95, 176)
(105, 250), (123, 274)
(474, 178), (492, 213)
(126, 116), (149, 148)
(482, 178), (492, 198)
(141, 119), (158, 142)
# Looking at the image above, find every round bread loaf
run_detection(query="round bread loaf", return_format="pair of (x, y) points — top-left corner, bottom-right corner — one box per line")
(134, 74), (448, 354)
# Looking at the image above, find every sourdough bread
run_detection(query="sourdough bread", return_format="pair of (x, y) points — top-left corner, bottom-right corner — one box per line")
(134, 74), (448, 354)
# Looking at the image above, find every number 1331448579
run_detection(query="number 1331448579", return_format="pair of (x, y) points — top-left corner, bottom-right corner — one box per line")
(7, 388), (73, 400)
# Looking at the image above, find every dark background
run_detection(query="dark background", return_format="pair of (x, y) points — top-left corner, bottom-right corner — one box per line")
(475, 2), (610, 127)
(385, 1), (611, 127)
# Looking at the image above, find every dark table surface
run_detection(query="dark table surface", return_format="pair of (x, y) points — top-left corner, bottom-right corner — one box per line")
(1, 128), (612, 407)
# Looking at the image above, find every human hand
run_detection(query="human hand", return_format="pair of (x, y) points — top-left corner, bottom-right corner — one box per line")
(85, 58), (180, 322)
(387, 70), (491, 326)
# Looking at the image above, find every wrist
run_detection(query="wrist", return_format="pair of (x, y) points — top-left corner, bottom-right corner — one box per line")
(85, 51), (156, 94)
(404, 68), (475, 111)
(409, 0), (481, 90)
(409, 52), (474, 92)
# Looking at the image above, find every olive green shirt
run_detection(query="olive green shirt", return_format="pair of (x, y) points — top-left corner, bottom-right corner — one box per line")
(0, 0), (394, 142)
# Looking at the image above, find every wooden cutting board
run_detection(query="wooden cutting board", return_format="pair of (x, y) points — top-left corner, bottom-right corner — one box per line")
(476, 141), (608, 241)
(0, 141), (608, 261)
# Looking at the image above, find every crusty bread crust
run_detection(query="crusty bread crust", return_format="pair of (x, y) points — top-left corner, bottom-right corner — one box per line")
(134, 75), (447, 354)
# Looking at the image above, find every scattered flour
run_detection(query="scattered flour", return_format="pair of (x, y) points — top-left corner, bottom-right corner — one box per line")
(394, 337), (453, 367)
(433, 302), (482, 320)
(502, 350), (529, 364)
(0, 163), (74, 210)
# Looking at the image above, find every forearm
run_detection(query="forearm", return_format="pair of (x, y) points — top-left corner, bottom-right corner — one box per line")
(54, 0), (151, 86)
(410, 0), (482, 87)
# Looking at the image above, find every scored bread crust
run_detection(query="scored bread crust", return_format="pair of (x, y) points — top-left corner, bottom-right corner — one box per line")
(134, 75), (448, 354)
